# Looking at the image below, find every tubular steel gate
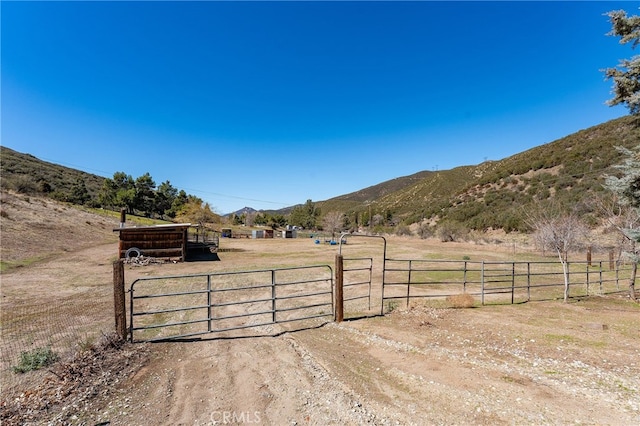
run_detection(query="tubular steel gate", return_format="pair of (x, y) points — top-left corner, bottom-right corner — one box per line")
(129, 265), (334, 342)
(342, 257), (373, 312)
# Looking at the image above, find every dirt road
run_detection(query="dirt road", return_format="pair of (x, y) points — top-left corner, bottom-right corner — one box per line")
(96, 296), (639, 426)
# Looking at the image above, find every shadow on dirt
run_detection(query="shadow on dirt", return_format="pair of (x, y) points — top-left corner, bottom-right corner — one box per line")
(149, 321), (334, 343)
(186, 251), (221, 262)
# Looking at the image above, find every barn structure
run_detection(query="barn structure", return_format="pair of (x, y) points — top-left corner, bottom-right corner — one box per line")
(114, 223), (219, 262)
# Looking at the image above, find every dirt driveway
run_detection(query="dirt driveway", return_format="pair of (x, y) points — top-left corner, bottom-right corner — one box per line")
(1, 195), (639, 425)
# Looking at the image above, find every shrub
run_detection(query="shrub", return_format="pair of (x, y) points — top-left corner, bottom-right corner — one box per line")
(12, 346), (59, 373)
(417, 222), (434, 239)
(395, 224), (412, 236)
(10, 175), (38, 195)
(387, 301), (399, 312)
(436, 221), (468, 242)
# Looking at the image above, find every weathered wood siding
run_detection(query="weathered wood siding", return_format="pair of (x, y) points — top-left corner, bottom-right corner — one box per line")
(116, 224), (190, 261)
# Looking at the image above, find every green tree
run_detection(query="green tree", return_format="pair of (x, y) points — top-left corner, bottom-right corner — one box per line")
(254, 212), (267, 226)
(156, 180), (178, 219)
(603, 9), (640, 115)
(289, 199), (320, 229)
(98, 172), (135, 213)
(175, 199), (221, 227)
(68, 178), (91, 205)
(169, 190), (189, 217)
(232, 213), (245, 226)
(268, 214), (287, 229)
(134, 173), (156, 217)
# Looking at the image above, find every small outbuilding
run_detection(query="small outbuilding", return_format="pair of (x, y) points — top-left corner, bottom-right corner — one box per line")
(282, 229), (297, 239)
(114, 223), (192, 261)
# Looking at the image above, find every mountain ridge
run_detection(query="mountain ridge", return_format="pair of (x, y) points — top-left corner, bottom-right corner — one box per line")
(2, 115), (639, 232)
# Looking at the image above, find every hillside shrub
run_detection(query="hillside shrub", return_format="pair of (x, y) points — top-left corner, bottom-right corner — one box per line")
(417, 222), (434, 239)
(395, 224), (412, 236)
(436, 221), (468, 242)
(10, 175), (38, 195)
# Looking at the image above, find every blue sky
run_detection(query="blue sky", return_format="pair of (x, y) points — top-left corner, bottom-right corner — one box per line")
(2, 1), (636, 214)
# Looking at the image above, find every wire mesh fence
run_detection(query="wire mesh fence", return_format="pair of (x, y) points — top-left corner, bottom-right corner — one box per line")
(1, 292), (113, 393)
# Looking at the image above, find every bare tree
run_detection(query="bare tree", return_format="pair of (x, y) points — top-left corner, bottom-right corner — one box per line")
(528, 208), (588, 302)
(603, 146), (640, 302)
(322, 211), (344, 238)
(371, 213), (385, 228)
(597, 194), (640, 301)
(244, 211), (257, 227)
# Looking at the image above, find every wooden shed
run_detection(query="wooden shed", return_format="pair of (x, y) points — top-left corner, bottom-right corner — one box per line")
(114, 223), (191, 261)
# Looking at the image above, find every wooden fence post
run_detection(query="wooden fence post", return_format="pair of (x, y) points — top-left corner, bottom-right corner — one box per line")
(609, 249), (615, 271)
(335, 254), (344, 322)
(113, 260), (127, 340)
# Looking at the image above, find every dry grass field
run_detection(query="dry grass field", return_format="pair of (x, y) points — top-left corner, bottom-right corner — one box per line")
(1, 192), (639, 425)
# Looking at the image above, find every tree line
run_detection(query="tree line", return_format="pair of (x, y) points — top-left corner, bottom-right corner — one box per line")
(92, 171), (223, 227)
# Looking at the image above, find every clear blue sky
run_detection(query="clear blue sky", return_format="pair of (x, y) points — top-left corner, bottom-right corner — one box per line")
(2, 1), (635, 214)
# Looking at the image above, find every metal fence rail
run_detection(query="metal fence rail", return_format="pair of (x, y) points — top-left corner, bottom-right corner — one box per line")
(382, 258), (631, 309)
(129, 265), (334, 342)
(343, 257), (373, 311)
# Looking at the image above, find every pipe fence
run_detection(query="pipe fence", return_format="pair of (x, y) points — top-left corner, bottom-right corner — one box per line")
(382, 259), (631, 308)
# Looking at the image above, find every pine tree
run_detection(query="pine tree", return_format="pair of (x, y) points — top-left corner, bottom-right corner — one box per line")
(603, 9), (640, 115)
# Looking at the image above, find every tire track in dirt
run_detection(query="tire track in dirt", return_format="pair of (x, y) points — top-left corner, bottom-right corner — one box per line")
(105, 306), (640, 426)
(111, 328), (379, 425)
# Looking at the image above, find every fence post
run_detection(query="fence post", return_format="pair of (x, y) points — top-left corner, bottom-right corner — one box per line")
(511, 262), (515, 304)
(113, 260), (126, 340)
(271, 270), (277, 323)
(599, 261), (604, 294)
(406, 260), (412, 308)
(527, 262), (531, 302)
(609, 249), (614, 271)
(335, 254), (344, 322)
(463, 261), (467, 293)
(481, 261), (485, 306)
(207, 275), (212, 332)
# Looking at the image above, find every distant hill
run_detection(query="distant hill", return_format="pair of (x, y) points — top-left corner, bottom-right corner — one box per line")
(0, 146), (106, 204)
(2, 115), (639, 232)
(227, 206), (258, 217)
(313, 115), (640, 231)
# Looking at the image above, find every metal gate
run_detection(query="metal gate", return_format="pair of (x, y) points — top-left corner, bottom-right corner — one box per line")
(129, 265), (333, 342)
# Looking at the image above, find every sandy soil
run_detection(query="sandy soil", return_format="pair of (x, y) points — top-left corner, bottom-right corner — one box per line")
(1, 193), (639, 425)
